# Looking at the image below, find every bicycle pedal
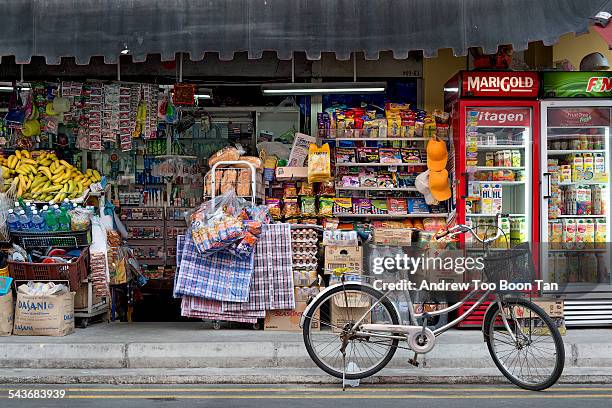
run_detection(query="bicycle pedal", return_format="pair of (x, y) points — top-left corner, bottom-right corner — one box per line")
(408, 358), (419, 367)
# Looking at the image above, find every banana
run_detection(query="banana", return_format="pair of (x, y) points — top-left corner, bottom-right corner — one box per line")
(51, 164), (64, 175)
(21, 158), (36, 166)
(92, 170), (101, 182)
(25, 178), (32, 191)
(14, 150), (21, 160)
(7, 155), (17, 169)
(39, 167), (53, 179)
(59, 160), (72, 169)
(41, 184), (62, 193)
(51, 172), (65, 183)
(1, 166), (10, 179)
(21, 150), (30, 159)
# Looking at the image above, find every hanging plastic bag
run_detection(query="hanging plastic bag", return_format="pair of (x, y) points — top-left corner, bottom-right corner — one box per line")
(188, 190), (249, 255)
(307, 143), (332, 183)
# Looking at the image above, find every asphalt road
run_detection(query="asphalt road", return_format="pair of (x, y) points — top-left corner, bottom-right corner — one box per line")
(1, 384), (611, 407)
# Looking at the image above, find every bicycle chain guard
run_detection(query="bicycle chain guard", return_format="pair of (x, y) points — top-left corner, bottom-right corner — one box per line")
(359, 324), (436, 353)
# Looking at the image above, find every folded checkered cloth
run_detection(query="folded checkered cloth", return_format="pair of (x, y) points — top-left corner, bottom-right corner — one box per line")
(182, 297), (264, 323)
(173, 232), (255, 302)
(222, 223), (295, 312)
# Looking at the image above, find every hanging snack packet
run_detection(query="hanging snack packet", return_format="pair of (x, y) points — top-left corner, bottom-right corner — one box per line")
(333, 197), (353, 214)
(283, 198), (300, 218)
(308, 143), (332, 183)
(319, 180), (336, 196)
(301, 196), (317, 216)
(299, 182), (315, 196)
(318, 197), (335, 217)
(266, 198), (282, 220)
(283, 182), (298, 198)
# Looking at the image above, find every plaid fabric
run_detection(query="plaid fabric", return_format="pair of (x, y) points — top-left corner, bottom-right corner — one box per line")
(223, 223), (295, 312)
(173, 232), (255, 302)
(181, 297), (261, 324)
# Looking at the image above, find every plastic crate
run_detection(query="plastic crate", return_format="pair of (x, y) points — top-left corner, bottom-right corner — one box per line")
(10, 228), (91, 249)
(7, 247), (89, 290)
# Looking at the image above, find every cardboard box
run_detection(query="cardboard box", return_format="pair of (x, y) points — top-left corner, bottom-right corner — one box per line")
(13, 291), (75, 337)
(264, 301), (319, 331)
(275, 166), (308, 181)
(73, 283), (104, 310)
(324, 246), (363, 275)
(517, 299), (565, 336)
(372, 228), (413, 246)
(520, 317), (566, 336)
(331, 291), (371, 331)
(533, 299), (564, 318)
(0, 290), (14, 336)
(295, 286), (321, 303)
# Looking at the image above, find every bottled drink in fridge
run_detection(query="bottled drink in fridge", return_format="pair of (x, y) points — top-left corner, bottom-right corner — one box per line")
(7, 209), (19, 231)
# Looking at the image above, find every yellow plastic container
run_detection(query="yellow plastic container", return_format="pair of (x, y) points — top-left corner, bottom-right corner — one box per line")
(0, 266), (8, 277)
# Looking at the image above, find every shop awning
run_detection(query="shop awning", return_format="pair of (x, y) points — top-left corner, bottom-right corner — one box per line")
(0, 0), (610, 65)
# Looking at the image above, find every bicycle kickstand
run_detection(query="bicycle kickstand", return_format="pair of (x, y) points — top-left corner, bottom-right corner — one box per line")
(408, 352), (420, 367)
(409, 313), (430, 367)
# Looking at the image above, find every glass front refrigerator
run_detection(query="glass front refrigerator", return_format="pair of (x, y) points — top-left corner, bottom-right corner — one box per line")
(540, 71), (612, 327)
(444, 71), (540, 327)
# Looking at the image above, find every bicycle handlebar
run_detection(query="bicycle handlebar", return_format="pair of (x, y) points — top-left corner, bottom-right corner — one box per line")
(436, 213), (506, 245)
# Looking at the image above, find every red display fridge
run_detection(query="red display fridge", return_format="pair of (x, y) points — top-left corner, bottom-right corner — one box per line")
(444, 71), (541, 327)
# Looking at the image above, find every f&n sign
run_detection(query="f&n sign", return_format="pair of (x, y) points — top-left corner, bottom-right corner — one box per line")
(462, 72), (539, 98)
(586, 77), (612, 93)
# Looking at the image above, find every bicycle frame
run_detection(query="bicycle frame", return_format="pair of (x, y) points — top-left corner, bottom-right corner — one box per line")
(302, 280), (519, 345)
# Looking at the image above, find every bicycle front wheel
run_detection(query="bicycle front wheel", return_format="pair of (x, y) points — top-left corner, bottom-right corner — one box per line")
(484, 297), (565, 391)
(302, 283), (400, 380)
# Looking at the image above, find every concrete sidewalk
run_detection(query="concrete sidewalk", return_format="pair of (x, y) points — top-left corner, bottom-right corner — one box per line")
(0, 323), (610, 384)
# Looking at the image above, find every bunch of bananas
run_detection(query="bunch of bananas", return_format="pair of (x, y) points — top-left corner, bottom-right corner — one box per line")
(1, 150), (102, 203)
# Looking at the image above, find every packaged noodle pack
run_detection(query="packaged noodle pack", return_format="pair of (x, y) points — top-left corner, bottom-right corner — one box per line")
(308, 143), (332, 183)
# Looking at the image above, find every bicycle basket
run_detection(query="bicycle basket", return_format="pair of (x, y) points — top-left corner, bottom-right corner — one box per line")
(482, 243), (535, 289)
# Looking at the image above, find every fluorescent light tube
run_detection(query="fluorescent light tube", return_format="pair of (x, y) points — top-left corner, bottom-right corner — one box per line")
(261, 82), (386, 95)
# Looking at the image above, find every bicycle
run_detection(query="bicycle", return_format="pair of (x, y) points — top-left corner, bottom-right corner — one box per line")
(300, 215), (565, 391)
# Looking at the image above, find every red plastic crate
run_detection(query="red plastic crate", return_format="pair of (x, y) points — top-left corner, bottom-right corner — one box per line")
(7, 247), (89, 290)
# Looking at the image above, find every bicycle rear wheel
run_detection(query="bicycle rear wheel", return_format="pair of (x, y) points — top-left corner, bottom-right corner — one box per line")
(302, 283), (400, 380)
(484, 297), (565, 391)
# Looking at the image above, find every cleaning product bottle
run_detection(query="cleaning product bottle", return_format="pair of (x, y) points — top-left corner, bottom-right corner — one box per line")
(31, 210), (45, 231)
(7, 209), (20, 231)
(18, 210), (31, 231)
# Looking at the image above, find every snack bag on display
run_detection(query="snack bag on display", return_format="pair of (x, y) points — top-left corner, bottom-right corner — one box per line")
(307, 143), (332, 183)
(189, 190), (248, 256)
